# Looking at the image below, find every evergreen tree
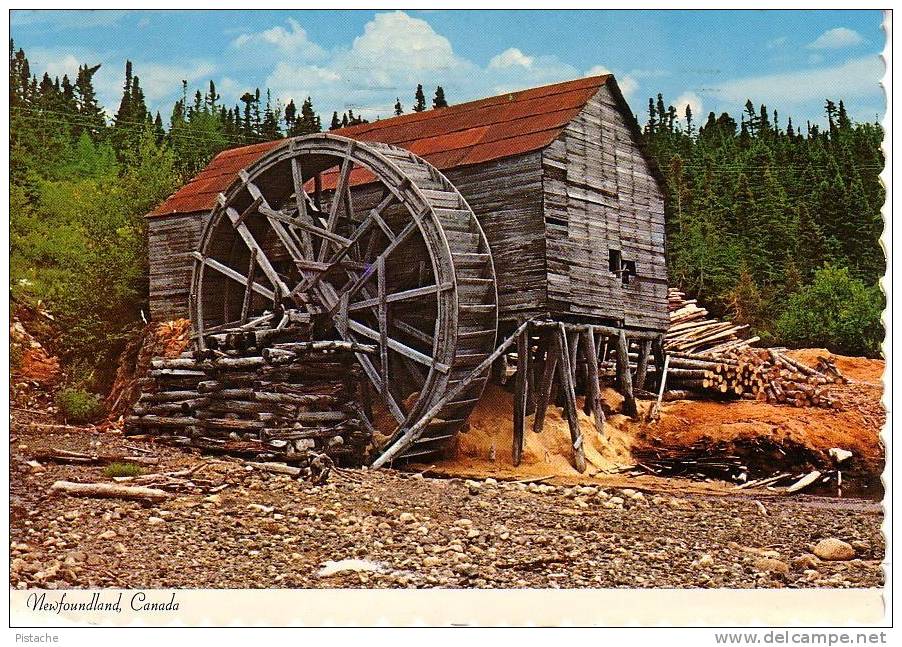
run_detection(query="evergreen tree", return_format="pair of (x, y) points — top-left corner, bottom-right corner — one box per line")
(413, 84), (426, 112)
(284, 99), (298, 134)
(432, 86), (448, 109)
(330, 111), (341, 130)
(73, 63), (106, 136)
(394, 98), (403, 116)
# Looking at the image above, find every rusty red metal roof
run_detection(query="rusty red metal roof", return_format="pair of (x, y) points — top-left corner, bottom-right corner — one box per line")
(149, 75), (611, 217)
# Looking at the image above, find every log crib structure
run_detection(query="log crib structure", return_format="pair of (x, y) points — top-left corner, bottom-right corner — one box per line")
(140, 76), (670, 470)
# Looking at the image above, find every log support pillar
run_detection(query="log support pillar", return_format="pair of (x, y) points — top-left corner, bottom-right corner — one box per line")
(615, 329), (637, 418)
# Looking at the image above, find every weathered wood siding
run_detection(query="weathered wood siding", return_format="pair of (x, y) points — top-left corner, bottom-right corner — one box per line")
(444, 154), (546, 325)
(148, 212), (208, 320)
(542, 84), (668, 331)
(148, 89), (668, 332)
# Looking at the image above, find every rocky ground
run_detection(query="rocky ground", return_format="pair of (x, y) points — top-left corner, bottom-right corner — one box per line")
(10, 410), (885, 590)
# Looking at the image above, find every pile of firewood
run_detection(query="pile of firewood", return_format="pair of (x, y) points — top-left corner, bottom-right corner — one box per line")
(663, 289), (845, 408)
(125, 331), (375, 465)
(666, 289), (758, 354)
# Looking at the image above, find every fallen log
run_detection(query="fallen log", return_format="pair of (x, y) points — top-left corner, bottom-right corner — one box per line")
(50, 480), (171, 502)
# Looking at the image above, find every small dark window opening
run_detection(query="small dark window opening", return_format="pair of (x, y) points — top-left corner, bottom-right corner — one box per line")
(609, 249), (636, 286)
(621, 260), (636, 285)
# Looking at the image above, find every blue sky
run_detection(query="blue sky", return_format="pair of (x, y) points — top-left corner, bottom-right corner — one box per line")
(10, 9), (886, 127)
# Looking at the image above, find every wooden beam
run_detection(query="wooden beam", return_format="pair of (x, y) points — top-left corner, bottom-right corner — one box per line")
(191, 251), (274, 300)
(616, 329), (638, 418)
(532, 332), (559, 434)
(377, 256), (389, 400)
(319, 151), (354, 261)
(240, 248), (257, 324)
(371, 320), (530, 469)
(634, 338), (652, 391)
(556, 323), (587, 473)
(582, 326), (605, 436)
(345, 318), (449, 373)
(512, 325), (528, 466)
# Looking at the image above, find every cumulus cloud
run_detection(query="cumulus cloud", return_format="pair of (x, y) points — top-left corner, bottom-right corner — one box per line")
(232, 18), (325, 59)
(258, 11), (586, 119)
(489, 48), (534, 70)
(707, 56), (883, 108)
(806, 27), (865, 50)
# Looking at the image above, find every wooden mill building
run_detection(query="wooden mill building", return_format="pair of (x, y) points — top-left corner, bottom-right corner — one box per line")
(148, 74), (668, 337)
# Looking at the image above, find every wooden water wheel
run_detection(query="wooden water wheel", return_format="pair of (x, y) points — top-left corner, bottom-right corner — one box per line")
(190, 134), (497, 464)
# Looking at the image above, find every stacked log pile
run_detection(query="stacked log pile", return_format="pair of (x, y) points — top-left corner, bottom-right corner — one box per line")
(666, 289), (757, 354)
(662, 289), (844, 408)
(125, 334), (375, 465)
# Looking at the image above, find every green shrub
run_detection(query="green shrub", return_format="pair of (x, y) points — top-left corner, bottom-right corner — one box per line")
(55, 388), (104, 423)
(103, 462), (144, 478)
(775, 265), (884, 357)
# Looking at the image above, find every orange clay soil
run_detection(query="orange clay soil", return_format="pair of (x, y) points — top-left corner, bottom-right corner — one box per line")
(416, 351), (885, 490)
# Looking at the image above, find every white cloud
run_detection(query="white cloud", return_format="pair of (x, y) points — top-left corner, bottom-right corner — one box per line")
(232, 18), (325, 59)
(674, 92), (703, 122)
(707, 56), (884, 108)
(584, 65), (638, 98)
(489, 48), (534, 70)
(806, 27), (865, 50)
(259, 11), (587, 120)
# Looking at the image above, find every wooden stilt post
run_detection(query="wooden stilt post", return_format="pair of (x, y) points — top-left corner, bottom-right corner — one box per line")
(616, 329), (637, 418)
(582, 326), (606, 435)
(651, 334), (666, 391)
(527, 334), (542, 416)
(634, 338), (652, 391)
(557, 324), (587, 473)
(512, 324), (528, 466)
(532, 332), (559, 434)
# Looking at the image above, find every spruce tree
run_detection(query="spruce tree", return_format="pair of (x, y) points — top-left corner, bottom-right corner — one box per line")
(432, 86), (447, 109)
(394, 98), (403, 116)
(413, 84), (426, 112)
(330, 111), (341, 130)
(74, 63), (106, 136)
(284, 99), (298, 134)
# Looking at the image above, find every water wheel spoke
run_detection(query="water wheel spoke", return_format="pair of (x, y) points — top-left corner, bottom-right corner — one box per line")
(192, 251), (274, 300)
(318, 149), (354, 262)
(289, 157), (315, 257)
(345, 317), (448, 373)
(353, 351), (407, 424)
(329, 220), (418, 309)
(392, 319), (434, 345)
(347, 282), (451, 312)
(219, 196), (291, 296)
(323, 191), (398, 267)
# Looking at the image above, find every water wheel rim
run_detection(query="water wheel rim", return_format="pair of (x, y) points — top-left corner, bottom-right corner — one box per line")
(190, 134), (497, 457)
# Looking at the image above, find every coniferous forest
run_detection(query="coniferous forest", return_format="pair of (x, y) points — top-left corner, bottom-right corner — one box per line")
(9, 44), (885, 395)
